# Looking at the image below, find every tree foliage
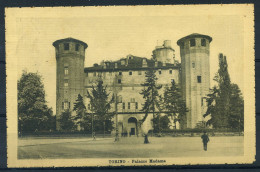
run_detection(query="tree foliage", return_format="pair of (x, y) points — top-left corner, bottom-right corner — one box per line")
(228, 84), (244, 131)
(140, 68), (162, 126)
(18, 71), (54, 132)
(58, 110), (76, 132)
(86, 80), (114, 134)
(152, 114), (170, 133)
(204, 54), (244, 130)
(73, 94), (91, 131)
(163, 80), (188, 129)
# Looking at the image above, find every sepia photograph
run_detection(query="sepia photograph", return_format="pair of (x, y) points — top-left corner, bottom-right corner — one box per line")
(6, 4), (255, 167)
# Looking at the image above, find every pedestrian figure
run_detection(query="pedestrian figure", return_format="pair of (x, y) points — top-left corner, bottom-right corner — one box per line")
(35, 129), (38, 136)
(114, 132), (119, 142)
(201, 131), (210, 151)
(144, 134), (149, 144)
(93, 132), (96, 140)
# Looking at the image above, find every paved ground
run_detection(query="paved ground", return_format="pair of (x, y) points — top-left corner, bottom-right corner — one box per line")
(18, 136), (243, 159)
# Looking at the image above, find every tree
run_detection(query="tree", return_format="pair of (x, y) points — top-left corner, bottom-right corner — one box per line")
(73, 94), (91, 131)
(228, 84), (244, 131)
(86, 80), (114, 137)
(204, 86), (222, 128)
(140, 68), (162, 136)
(58, 110), (76, 132)
(163, 80), (188, 129)
(152, 114), (170, 133)
(204, 54), (244, 130)
(18, 71), (53, 133)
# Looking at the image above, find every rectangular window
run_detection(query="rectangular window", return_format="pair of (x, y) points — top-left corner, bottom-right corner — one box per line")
(197, 76), (202, 83)
(64, 80), (68, 87)
(118, 96), (122, 103)
(131, 98), (135, 103)
(64, 102), (69, 110)
(119, 72), (122, 75)
(64, 67), (69, 75)
(122, 102), (125, 110)
(118, 79), (121, 84)
(135, 102), (138, 109)
(159, 71), (162, 75)
(201, 39), (206, 47)
(129, 71), (132, 75)
(201, 98), (204, 106)
(169, 70), (172, 74)
(138, 71), (142, 75)
(128, 102), (131, 109)
(190, 39), (196, 47)
(75, 44), (80, 51)
(192, 62), (195, 68)
(64, 43), (69, 50)
(121, 60), (125, 65)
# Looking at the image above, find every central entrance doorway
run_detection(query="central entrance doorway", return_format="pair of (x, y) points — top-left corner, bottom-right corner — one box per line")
(130, 128), (135, 135)
(128, 117), (138, 136)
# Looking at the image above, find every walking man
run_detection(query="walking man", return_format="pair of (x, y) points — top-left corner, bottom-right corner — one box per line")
(93, 131), (96, 140)
(201, 131), (210, 151)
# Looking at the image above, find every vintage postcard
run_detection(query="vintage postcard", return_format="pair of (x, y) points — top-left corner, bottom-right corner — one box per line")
(6, 4), (255, 167)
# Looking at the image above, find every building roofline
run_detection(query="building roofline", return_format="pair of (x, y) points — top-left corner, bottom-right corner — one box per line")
(177, 33), (212, 46)
(84, 66), (180, 73)
(53, 37), (88, 49)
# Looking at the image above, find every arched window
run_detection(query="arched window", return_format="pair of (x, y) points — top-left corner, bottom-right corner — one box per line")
(128, 117), (137, 123)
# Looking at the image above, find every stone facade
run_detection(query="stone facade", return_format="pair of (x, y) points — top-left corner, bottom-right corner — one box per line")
(54, 33), (212, 133)
(177, 33), (212, 128)
(53, 38), (88, 130)
(84, 55), (180, 135)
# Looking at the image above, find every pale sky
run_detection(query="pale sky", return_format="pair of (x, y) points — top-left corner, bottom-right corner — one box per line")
(6, 5), (252, 112)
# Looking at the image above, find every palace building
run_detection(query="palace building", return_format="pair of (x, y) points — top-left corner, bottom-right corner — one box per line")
(53, 33), (212, 135)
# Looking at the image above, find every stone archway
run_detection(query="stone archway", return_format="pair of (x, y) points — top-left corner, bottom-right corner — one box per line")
(128, 117), (138, 136)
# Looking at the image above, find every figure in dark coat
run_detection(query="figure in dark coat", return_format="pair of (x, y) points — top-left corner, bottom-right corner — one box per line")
(144, 134), (149, 144)
(201, 131), (210, 151)
(93, 132), (96, 140)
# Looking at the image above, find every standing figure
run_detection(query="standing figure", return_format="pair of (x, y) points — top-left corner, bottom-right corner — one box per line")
(144, 134), (149, 144)
(201, 131), (210, 151)
(93, 131), (96, 140)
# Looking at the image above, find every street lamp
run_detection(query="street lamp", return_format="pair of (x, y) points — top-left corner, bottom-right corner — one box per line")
(114, 93), (119, 142)
(18, 116), (22, 137)
(92, 113), (94, 139)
